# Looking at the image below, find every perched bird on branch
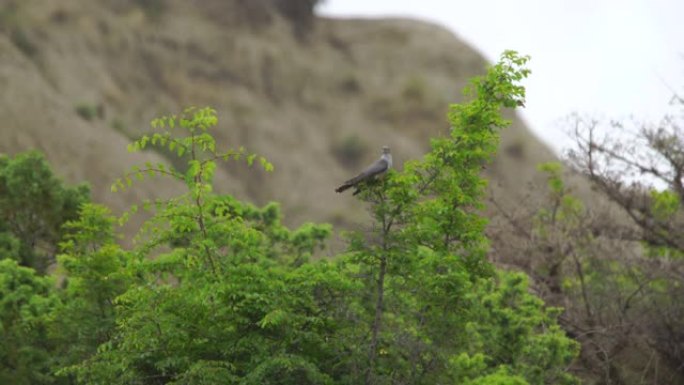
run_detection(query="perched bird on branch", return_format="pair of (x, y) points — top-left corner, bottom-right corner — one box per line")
(335, 146), (392, 195)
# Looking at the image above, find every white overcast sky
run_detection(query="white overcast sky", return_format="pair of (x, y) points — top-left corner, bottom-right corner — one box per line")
(320, 0), (684, 153)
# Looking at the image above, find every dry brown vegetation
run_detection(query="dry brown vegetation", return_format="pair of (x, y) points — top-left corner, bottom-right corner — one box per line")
(487, 110), (684, 384)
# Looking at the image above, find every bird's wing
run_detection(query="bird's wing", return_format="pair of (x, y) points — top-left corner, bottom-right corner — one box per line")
(335, 157), (390, 193)
(343, 158), (389, 186)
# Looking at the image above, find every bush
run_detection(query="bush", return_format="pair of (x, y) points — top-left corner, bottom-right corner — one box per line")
(74, 103), (100, 121)
(332, 134), (368, 169)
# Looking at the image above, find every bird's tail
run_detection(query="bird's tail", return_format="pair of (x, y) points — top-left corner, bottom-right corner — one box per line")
(335, 183), (352, 193)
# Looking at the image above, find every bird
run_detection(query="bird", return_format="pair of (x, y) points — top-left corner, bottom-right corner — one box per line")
(335, 146), (392, 195)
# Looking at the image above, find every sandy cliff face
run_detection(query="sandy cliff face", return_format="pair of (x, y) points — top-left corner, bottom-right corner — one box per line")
(0, 0), (559, 233)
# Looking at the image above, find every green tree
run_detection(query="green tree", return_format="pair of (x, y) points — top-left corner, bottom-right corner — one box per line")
(47, 204), (133, 383)
(0, 259), (59, 385)
(71, 107), (350, 385)
(0, 151), (90, 274)
(344, 51), (578, 384)
(58, 52), (578, 385)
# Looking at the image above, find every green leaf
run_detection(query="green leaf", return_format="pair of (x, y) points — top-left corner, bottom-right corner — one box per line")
(259, 309), (287, 329)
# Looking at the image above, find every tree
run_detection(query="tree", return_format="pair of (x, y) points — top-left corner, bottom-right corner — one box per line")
(563, 106), (684, 382)
(567, 111), (684, 252)
(71, 107), (351, 385)
(0, 151), (90, 274)
(490, 162), (655, 384)
(0, 259), (59, 385)
(342, 51), (578, 384)
(487, 96), (684, 383)
(47, 204), (133, 383)
(57, 52), (577, 385)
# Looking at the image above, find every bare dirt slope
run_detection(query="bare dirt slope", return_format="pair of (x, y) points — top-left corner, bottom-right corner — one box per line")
(0, 0), (566, 237)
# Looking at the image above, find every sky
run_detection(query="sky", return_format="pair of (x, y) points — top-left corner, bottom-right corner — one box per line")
(320, 0), (684, 153)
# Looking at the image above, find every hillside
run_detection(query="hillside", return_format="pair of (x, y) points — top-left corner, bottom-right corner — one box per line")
(0, 0), (561, 239)
(6, 2), (683, 384)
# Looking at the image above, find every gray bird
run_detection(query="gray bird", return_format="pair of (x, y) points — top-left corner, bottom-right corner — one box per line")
(335, 146), (392, 195)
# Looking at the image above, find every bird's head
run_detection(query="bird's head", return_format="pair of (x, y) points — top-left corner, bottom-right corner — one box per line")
(382, 146), (391, 155)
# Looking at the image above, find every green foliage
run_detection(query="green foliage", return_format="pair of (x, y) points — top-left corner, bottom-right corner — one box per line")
(49, 204), (132, 379)
(0, 52), (578, 385)
(0, 231), (21, 260)
(535, 162), (584, 228)
(650, 189), (680, 221)
(69, 105), (341, 384)
(644, 189), (684, 259)
(538, 162), (564, 193)
(467, 272), (579, 385)
(339, 51), (577, 384)
(0, 259), (59, 385)
(112, 106), (272, 194)
(466, 370), (529, 385)
(0, 151), (90, 273)
(74, 103), (99, 121)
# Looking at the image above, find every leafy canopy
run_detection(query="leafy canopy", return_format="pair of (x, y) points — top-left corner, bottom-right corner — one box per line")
(0, 151), (89, 273)
(0, 52), (579, 385)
